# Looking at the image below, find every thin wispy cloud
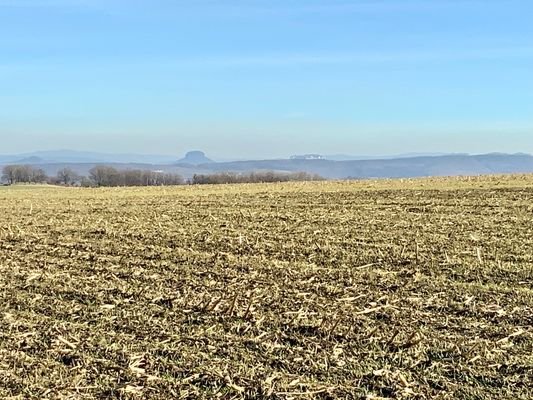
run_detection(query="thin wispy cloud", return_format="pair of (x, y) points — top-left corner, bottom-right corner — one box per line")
(0, 0), (107, 9)
(1, 0), (531, 156)
(175, 0), (502, 17)
(196, 47), (533, 67)
(1, 46), (531, 71)
(0, 0), (500, 14)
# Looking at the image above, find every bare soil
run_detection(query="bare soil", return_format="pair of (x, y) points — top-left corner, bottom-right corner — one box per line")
(0, 175), (532, 399)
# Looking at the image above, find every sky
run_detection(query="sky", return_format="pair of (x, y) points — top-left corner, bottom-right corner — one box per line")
(0, 0), (532, 159)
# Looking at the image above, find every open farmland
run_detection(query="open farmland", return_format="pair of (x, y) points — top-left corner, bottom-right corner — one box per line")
(0, 175), (532, 399)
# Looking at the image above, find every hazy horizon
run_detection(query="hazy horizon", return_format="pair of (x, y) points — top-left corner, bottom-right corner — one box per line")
(1, 0), (532, 157)
(2, 147), (532, 164)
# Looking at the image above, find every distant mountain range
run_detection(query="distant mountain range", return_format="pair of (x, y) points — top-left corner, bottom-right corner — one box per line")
(0, 150), (477, 165)
(0, 150), (179, 165)
(322, 152), (467, 161)
(197, 153), (533, 179)
(1, 150), (533, 180)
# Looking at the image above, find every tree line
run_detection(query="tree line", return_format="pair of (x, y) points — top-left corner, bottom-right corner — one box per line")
(87, 166), (184, 187)
(2, 164), (324, 187)
(1, 165), (48, 185)
(1, 165), (184, 187)
(191, 171), (324, 184)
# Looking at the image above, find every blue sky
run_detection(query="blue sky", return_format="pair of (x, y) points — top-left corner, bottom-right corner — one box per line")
(0, 0), (532, 158)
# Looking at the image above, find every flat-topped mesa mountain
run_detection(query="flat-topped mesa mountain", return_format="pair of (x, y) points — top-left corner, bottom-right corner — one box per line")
(176, 151), (214, 165)
(2, 151), (533, 180)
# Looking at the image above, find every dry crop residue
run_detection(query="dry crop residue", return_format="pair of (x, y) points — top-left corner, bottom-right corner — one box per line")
(0, 176), (532, 399)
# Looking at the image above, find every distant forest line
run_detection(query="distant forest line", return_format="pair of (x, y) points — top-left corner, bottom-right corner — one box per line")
(1, 164), (324, 187)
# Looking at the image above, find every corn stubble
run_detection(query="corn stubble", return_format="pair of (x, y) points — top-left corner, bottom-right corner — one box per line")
(0, 175), (532, 399)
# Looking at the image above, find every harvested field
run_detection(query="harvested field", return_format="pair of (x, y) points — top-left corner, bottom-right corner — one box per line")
(0, 175), (532, 399)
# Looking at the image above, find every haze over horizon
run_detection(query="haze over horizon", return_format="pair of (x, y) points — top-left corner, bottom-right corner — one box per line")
(1, 0), (532, 158)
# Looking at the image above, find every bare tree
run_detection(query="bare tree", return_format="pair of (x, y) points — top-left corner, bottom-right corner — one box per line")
(191, 171), (324, 185)
(15, 165), (32, 182)
(1, 165), (49, 184)
(89, 166), (117, 187)
(31, 168), (48, 183)
(88, 166), (183, 187)
(1, 165), (17, 184)
(56, 168), (79, 185)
